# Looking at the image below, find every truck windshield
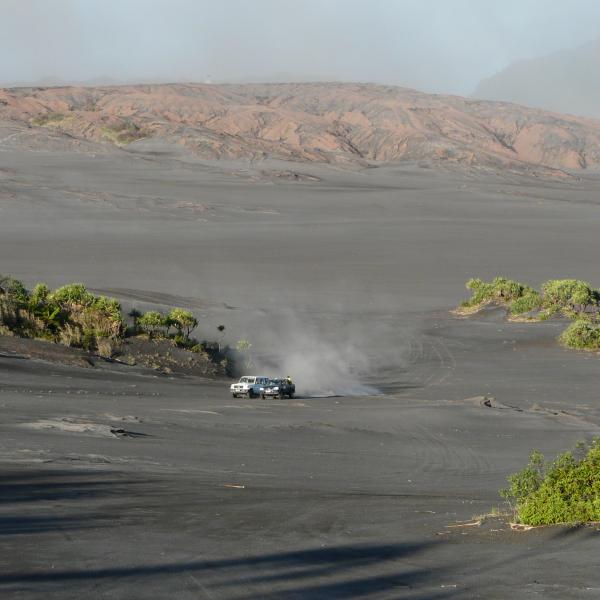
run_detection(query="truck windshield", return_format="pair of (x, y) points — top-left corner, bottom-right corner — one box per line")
(240, 377), (255, 383)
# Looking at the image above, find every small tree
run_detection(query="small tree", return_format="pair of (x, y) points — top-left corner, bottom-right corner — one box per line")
(138, 311), (166, 338)
(167, 308), (198, 340)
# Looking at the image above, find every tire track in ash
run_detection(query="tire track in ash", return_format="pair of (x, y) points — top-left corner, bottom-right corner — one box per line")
(396, 422), (491, 491)
(401, 326), (457, 391)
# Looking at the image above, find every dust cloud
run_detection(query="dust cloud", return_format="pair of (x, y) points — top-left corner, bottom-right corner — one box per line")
(231, 311), (411, 397)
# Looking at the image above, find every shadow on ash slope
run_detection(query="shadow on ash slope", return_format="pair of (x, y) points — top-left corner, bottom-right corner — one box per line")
(235, 312), (415, 397)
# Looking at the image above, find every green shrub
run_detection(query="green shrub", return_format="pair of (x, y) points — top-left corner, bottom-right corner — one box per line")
(0, 278), (123, 355)
(501, 440), (600, 525)
(0, 276), (227, 364)
(502, 450), (546, 505)
(50, 283), (95, 306)
(0, 276), (27, 329)
(541, 279), (596, 316)
(0, 275), (28, 305)
(167, 308), (198, 340)
(138, 311), (166, 338)
(509, 289), (543, 315)
(464, 276), (537, 312)
(458, 275), (600, 353)
(47, 284), (123, 350)
(464, 277), (494, 306)
(490, 277), (530, 302)
(560, 319), (600, 350)
(30, 283), (50, 306)
(463, 276), (600, 317)
(90, 295), (121, 321)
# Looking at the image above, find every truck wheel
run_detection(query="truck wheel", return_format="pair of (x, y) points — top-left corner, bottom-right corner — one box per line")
(288, 392), (294, 399)
(248, 389), (256, 399)
(232, 393), (238, 398)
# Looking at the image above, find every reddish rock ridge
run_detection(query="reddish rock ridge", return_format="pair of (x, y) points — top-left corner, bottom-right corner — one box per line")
(1, 82), (600, 172)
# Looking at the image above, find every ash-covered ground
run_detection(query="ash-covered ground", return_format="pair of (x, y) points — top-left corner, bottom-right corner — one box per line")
(2, 137), (600, 598)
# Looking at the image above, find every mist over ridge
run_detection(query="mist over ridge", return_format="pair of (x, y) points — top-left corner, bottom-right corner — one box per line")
(473, 38), (600, 119)
(3, 0), (600, 98)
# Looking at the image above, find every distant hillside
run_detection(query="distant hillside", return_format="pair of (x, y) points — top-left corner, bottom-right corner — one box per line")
(2, 82), (600, 173)
(474, 39), (600, 119)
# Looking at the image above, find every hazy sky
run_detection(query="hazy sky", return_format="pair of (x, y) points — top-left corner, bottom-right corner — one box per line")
(2, 0), (600, 94)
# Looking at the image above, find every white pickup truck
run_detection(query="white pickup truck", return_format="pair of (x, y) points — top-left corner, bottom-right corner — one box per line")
(230, 376), (270, 398)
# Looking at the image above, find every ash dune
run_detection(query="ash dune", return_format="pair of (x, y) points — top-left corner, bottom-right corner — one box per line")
(3, 82), (600, 173)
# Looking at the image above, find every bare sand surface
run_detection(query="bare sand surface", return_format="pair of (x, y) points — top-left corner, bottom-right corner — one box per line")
(2, 143), (600, 598)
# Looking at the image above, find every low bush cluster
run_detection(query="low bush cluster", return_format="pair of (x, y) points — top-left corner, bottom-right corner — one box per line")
(136, 308), (198, 345)
(0, 276), (123, 356)
(541, 279), (599, 316)
(501, 440), (600, 525)
(460, 276), (600, 351)
(463, 277), (600, 317)
(560, 319), (600, 350)
(462, 277), (542, 315)
(0, 275), (207, 359)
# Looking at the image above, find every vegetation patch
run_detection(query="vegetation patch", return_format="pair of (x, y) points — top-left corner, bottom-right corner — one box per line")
(457, 276), (600, 351)
(560, 319), (600, 350)
(0, 275), (228, 373)
(0, 276), (123, 357)
(459, 277), (542, 315)
(501, 440), (600, 526)
(101, 119), (149, 145)
(31, 112), (71, 127)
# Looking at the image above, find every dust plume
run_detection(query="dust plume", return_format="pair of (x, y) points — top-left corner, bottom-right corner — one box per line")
(231, 311), (412, 397)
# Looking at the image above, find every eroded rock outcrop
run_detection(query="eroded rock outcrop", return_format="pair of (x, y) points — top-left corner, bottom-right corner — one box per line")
(2, 82), (600, 172)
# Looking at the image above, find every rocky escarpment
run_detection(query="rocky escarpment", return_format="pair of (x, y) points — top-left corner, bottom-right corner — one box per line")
(2, 82), (600, 173)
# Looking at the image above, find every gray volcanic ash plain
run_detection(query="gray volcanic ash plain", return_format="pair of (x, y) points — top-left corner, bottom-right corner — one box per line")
(2, 89), (600, 598)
